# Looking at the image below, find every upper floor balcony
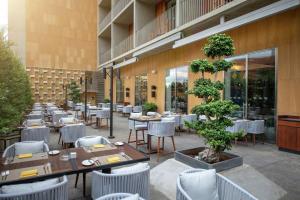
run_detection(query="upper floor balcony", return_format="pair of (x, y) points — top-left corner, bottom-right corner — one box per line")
(136, 5), (176, 46)
(179, 0), (233, 25)
(112, 0), (132, 20)
(100, 49), (111, 64)
(113, 34), (133, 58)
(99, 11), (111, 32)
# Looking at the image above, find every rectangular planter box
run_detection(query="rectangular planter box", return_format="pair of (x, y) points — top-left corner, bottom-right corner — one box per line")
(175, 147), (243, 172)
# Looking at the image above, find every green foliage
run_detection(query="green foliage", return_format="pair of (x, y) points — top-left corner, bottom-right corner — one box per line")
(0, 32), (32, 134)
(213, 60), (233, 72)
(203, 34), (235, 59)
(143, 102), (158, 112)
(188, 33), (239, 162)
(68, 81), (81, 104)
(190, 59), (215, 75)
(104, 98), (110, 103)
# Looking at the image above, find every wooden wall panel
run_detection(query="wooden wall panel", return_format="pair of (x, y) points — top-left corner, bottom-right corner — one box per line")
(25, 0), (97, 71)
(105, 8), (300, 115)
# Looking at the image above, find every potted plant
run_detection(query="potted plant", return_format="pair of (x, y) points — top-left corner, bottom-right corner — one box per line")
(0, 31), (32, 149)
(143, 102), (158, 114)
(175, 33), (243, 172)
(103, 98), (110, 103)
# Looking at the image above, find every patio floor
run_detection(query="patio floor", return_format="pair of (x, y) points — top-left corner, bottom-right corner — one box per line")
(48, 113), (300, 200)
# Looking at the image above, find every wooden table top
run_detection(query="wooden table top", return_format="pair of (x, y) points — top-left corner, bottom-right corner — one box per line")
(129, 116), (161, 122)
(0, 143), (149, 186)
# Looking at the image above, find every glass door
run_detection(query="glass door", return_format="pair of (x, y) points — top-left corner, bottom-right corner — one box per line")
(165, 66), (188, 113)
(224, 49), (276, 142)
(135, 74), (148, 106)
(247, 49), (276, 142)
(224, 56), (247, 119)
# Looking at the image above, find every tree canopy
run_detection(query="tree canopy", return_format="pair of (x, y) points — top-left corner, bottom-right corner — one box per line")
(0, 32), (32, 134)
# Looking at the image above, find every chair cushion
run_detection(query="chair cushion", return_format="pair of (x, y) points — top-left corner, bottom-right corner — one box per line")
(102, 108), (110, 111)
(161, 117), (175, 122)
(1, 178), (59, 194)
(112, 163), (149, 174)
(78, 137), (100, 147)
(123, 194), (140, 200)
(15, 141), (44, 155)
(135, 124), (148, 130)
(130, 112), (142, 118)
(61, 117), (75, 124)
(180, 169), (219, 200)
(26, 119), (43, 126)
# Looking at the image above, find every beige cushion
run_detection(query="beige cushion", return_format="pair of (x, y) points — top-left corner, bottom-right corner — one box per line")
(112, 163), (149, 174)
(123, 194), (140, 200)
(1, 178), (59, 194)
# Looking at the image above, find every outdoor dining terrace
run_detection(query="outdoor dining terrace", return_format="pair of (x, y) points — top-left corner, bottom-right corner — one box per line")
(0, 102), (299, 200)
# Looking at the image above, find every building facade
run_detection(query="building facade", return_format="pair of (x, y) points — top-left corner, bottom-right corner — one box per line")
(98, 0), (300, 142)
(8, 0), (99, 104)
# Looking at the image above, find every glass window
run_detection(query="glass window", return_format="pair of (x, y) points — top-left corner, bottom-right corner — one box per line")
(165, 66), (188, 113)
(116, 79), (124, 103)
(135, 74), (147, 106)
(225, 49), (276, 142)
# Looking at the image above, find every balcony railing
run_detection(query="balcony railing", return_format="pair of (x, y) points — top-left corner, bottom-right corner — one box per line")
(99, 12), (111, 31)
(112, 0), (131, 19)
(114, 34), (133, 57)
(100, 49), (111, 64)
(136, 6), (176, 46)
(179, 0), (233, 25)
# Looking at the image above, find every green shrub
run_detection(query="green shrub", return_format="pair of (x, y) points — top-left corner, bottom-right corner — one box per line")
(103, 98), (110, 103)
(143, 102), (158, 112)
(0, 32), (32, 134)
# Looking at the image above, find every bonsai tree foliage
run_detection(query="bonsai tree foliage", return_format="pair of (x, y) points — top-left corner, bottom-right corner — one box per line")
(0, 31), (32, 134)
(68, 80), (81, 104)
(187, 33), (240, 163)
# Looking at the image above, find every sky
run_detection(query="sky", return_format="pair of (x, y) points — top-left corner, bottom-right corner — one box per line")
(0, 0), (8, 29)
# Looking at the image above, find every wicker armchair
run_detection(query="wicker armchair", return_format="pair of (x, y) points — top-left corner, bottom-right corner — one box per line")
(91, 166), (150, 199)
(133, 106), (142, 113)
(21, 126), (50, 143)
(122, 106), (133, 116)
(74, 135), (110, 148)
(2, 141), (49, 158)
(96, 193), (145, 200)
(180, 114), (197, 132)
(96, 109), (110, 128)
(0, 176), (68, 200)
(148, 121), (176, 161)
(176, 169), (258, 200)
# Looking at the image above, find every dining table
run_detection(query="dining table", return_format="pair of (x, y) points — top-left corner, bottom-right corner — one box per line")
(0, 143), (149, 196)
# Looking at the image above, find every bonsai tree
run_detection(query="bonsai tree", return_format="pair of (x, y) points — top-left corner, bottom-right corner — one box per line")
(143, 102), (158, 113)
(0, 31), (32, 134)
(186, 33), (240, 163)
(68, 80), (81, 104)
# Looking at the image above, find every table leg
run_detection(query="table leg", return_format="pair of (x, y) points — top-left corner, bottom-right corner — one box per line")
(82, 172), (86, 196)
(102, 168), (111, 174)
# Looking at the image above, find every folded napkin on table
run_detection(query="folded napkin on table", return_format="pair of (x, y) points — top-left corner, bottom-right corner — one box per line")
(20, 169), (38, 178)
(17, 153), (33, 159)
